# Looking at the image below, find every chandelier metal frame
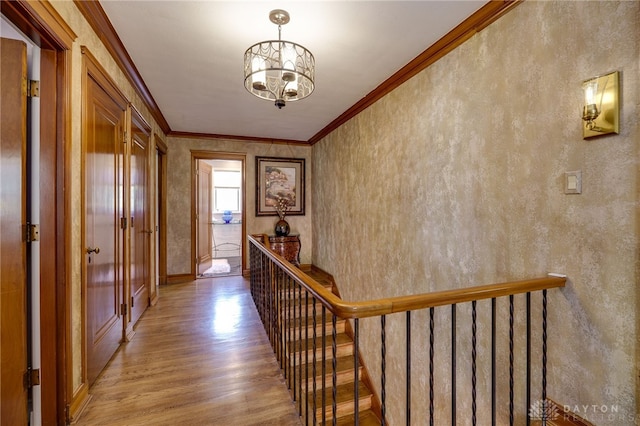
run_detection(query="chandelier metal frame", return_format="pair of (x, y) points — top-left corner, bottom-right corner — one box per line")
(244, 9), (315, 109)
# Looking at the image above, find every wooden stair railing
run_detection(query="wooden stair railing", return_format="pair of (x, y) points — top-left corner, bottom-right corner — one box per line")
(249, 234), (567, 425)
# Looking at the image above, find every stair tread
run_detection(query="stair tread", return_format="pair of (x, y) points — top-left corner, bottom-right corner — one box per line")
(305, 354), (357, 375)
(296, 355), (359, 386)
(289, 332), (352, 350)
(312, 381), (372, 406)
(335, 410), (382, 426)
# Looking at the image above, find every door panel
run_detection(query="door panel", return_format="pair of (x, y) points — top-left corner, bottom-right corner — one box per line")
(130, 115), (150, 326)
(0, 37), (28, 426)
(85, 72), (125, 386)
(196, 162), (212, 275)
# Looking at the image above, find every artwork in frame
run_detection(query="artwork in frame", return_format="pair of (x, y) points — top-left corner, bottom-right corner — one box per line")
(256, 156), (305, 216)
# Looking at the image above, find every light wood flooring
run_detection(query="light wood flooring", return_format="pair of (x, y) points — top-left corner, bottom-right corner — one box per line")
(75, 276), (301, 426)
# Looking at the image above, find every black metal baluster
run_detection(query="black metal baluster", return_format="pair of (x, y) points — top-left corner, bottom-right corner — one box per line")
(332, 314), (337, 426)
(354, 318), (360, 426)
(270, 268), (275, 348)
(293, 280), (298, 402)
(290, 276), (294, 394)
(283, 272), (292, 389)
(509, 295), (514, 426)
(429, 307), (435, 426)
(406, 311), (411, 426)
(451, 304), (456, 426)
(472, 301), (477, 426)
(381, 315), (386, 426)
(312, 298), (317, 426)
(542, 289), (548, 421)
(274, 266), (279, 342)
(280, 271), (284, 370)
(276, 270), (288, 370)
(322, 307), (327, 425)
(526, 292), (531, 426)
(305, 292), (309, 425)
(268, 267), (273, 344)
(256, 252), (261, 318)
(269, 266), (280, 362)
(491, 298), (496, 426)
(298, 283), (303, 414)
(263, 257), (268, 323)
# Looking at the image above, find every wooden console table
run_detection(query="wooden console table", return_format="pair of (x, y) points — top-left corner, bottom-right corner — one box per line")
(268, 234), (301, 267)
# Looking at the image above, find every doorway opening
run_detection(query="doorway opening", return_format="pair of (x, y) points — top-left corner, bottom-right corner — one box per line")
(193, 152), (246, 278)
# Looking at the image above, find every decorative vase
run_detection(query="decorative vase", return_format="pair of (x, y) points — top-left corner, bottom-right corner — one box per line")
(274, 219), (290, 236)
(222, 210), (233, 223)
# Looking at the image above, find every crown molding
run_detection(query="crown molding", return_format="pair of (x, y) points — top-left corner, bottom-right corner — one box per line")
(307, 0), (521, 145)
(73, 0), (170, 134)
(169, 131), (310, 147)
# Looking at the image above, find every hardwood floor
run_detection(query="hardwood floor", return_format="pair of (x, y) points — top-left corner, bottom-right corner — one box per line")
(76, 276), (301, 426)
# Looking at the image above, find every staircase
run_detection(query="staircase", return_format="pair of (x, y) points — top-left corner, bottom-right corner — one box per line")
(282, 267), (382, 425)
(250, 234), (569, 426)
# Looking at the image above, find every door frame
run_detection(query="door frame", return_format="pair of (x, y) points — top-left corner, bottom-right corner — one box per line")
(0, 1), (75, 423)
(196, 161), (213, 275)
(191, 151), (247, 277)
(155, 136), (168, 290)
(127, 104), (152, 333)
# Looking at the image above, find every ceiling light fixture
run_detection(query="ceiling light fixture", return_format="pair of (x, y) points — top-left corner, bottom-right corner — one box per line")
(244, 9), (315, 109)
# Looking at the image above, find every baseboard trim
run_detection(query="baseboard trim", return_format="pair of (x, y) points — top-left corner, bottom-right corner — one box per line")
(150, 291), (159, 306)
(167, 273), (196, 284)
(68, 382), (91, 424)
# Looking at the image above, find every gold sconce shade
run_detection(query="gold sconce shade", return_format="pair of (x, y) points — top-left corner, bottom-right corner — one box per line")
(581, 71), (619, 139)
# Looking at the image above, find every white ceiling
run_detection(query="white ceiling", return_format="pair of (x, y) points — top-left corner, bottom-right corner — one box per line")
(99, 1), (487, 142)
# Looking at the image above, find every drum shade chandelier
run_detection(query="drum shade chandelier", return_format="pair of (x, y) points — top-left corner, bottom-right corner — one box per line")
(244, 9), (315, 109)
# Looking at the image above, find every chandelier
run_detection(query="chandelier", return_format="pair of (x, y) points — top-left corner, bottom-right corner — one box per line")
(244, 9), (315, 109)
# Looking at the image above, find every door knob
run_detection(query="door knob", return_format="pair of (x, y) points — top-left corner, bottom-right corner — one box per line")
(86, 247), (100, 254)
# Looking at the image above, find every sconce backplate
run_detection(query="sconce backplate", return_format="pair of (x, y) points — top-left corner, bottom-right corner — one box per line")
(583, 70), (619, 139)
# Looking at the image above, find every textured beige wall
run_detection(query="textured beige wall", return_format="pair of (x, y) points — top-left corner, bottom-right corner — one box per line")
(166, 137), (312, 276)
(49, 1), (167, 394)
(312, 1), (639, 425)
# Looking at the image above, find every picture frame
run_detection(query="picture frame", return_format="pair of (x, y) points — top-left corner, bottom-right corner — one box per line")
(256, 156), (305, 216)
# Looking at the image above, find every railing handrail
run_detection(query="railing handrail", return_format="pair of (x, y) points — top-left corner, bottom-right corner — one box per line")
(249, 234), (566, 319)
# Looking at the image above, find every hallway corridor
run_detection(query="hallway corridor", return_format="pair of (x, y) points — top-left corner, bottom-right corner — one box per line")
(76, 276), (301, 426)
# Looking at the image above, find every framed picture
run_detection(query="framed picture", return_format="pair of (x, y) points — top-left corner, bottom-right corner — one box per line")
(256, 156), (305, 216)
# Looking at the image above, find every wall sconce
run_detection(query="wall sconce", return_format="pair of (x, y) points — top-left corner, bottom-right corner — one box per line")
(581, 70), (619, 139)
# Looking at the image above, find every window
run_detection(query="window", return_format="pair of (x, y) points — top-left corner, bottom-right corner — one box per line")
(213, 170), (241, 212)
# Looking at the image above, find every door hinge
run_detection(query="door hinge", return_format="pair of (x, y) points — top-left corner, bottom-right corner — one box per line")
(24, 368), (40, 389)
(120, 217), (127, 230)
(123, 130), (127, 144)
(131, 296), (134, 308)
(65, 404), (71, 424)
(121, 303), (128, 316)
(23, 223), (40, 242)
(28, 80), (40, 98)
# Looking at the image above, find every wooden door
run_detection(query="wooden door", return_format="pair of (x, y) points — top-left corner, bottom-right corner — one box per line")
(84, 63), (126, 386)
(0, 37), (28, 426)
(129, 111), (150, 326)
(196, 161), (212, 275)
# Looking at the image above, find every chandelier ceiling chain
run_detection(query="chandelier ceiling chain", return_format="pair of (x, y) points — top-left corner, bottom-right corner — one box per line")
(244, 9), (315, 109)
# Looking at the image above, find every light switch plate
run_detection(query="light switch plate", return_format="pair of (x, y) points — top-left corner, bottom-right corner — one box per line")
(565, 170), (582, 194)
